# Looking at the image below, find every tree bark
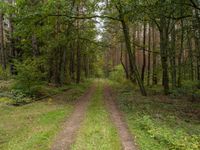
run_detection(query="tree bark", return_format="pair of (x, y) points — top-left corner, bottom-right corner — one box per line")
(177, 18), (184, 87)
(147, 24), (151, 86)
(160, 1), (169, 94)
(0, 12), (6, 70)
(116, 1), (147, 96)
(141, 21), (146, 82)
(152, 25), (158, 85)
(170, 23), (177, 88)
(70, 43), (75, 81)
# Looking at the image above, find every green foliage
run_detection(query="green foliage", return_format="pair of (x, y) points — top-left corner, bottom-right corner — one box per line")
(0, 81), (91, 149)
(0, 67), (10, 80)
(109, 65), (126, 82)
(147, 85), (163, 95)
(10, 89), (31, 105)
(135, 115), (200, 150)
(113, 82), (200, 150)
(0, 97), (12, 105)
(169, 80), (200, 101)
(13, 59), (46, 97)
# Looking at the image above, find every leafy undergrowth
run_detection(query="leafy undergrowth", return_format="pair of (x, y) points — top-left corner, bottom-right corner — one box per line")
(146, 80), (200, 102)
(0, 81), (91, 150)
(71, 80), (122, 150)
(0, 79), (92, 105)
(112, 82), (200, 150)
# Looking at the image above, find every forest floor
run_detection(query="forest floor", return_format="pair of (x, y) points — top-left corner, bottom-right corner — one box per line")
(0, 79), (200, 150)
(104, 85), (138, 150)
(51, 85), (96, 150)
(0, 81), (91, 150)
(112, 81), (200, 150)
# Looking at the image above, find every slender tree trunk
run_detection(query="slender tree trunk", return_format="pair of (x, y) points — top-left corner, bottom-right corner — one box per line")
(76, 3), (82, 84)
(170, 23), (177, 88)
(147, 24), (151, 86)
(187, 31), (194, 80)
(194, 9), (200, 80)
(125, 51), (130, 79)
(188, 36), (194, 81)
(61, 46), (67, 84)
(70, 43), (75, 81)
(152, 25), (158, 85)
(52, 0), (62, 85)
(8, 16), (16, 75)
(117, 2), (147, 96)
(76, 39), (81, 83)
(160, 3), (169, 94)
(132, 25), (136, 64)
(177, 18), (184, 87)
(120, 42), (129, 79)
(0, 12), (6, 70)
(83, 54), (89, 78)
(31, 35), (40, 57)
(141, 21), (146, 82)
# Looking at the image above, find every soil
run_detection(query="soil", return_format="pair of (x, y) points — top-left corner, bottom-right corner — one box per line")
(103, 85), (138, 150)
(51, 86), (96, 150)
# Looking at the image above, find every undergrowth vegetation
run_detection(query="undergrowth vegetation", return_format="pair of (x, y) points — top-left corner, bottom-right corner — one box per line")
(108, 65), (126, 83)
(0, 100), (72, 150)
(112, 81), (200, 150)
(0, 76), (92, 105)
(12, 59), (47, 97)
(0, 81), (90, 150)
(144, 80), (200, 102)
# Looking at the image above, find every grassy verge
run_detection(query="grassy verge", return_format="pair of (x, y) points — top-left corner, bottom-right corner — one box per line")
(111, 81), (200, 150)
(0, 79), (92, 105)
(0, 81), (91, 150)
(71, 80), (122, 150)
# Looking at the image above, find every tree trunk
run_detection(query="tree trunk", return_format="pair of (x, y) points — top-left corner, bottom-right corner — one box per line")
(141, 21), (146, 82)
(160, 3), (169, 94)
(8, 16), (16, 75)
(177, 18), (184, 87)
(0, 12), (6, 70)
(169, 23), (177, 88)
(152, 25), (158, 85)
(120, 42), (129, 79)
(194, 8), (200, 80)
(147, 24), (151, 86)
(31, 35), (40, 57)
(117, 2), (147, 96)
(69, 43), (75, 81)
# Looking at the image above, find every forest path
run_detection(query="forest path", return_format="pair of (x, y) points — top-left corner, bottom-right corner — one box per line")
(103, 85), (138, 150)
(51, 85), (96, 150)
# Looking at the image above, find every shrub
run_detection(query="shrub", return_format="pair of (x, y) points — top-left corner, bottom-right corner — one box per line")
(147, 85), (163, 95)
(0, 67), (10, 80)
(10, 89), (31, 105)
(136, 115), (200, 150)
(109, 65), (126, 82)
(13, 58), (45, 97)
(170, 80), (200, 99)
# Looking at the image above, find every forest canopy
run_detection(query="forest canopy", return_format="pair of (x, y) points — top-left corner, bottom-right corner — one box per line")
(0, 0), (200, 98)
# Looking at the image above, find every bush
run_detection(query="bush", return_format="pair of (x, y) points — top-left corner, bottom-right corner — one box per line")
(10, 89), (31, 105)
(13, 58), (45, 97)
(147, 85), (163, 95)
(136, 115), (200, 150)
(0, 67), (10, 80)
(109, 65), (126, 82)
(170, 80), (200, 100)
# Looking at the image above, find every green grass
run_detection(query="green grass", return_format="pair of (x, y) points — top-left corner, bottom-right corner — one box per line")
(112, 82), (200, 150)
(71, 80), (122, 150)
(0, 81), (91, 150)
